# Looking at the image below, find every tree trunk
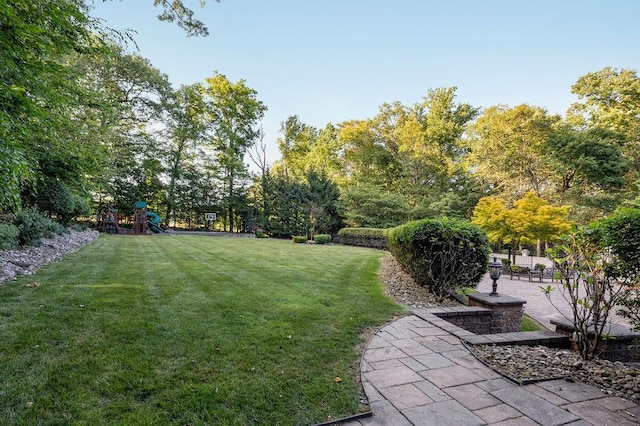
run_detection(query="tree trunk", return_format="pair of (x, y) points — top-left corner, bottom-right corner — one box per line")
(228, 173), (234, 232)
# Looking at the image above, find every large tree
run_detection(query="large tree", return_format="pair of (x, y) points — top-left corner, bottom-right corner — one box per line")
(545, 125), (628, 221)
(337, 88), (479, 220)
(568, 67), (640, 137)
(567, 67), (640, 201)
(162, 83), (207, 225)
(0, 0), (97, 211)
(78, 44), (171, 214)
(467, 104), (560, 202)
(202, 72), (266, 232)
(276, 115), (318, 179)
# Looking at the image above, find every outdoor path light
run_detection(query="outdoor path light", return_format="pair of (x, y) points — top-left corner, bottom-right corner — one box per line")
(489, 256), (502, 296)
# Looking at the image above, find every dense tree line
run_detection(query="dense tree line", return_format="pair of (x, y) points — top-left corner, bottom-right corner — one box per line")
(266, 72), (638, 236)
(2, 1), (639, 239)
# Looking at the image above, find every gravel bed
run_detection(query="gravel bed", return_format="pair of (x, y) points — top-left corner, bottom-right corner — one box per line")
(379, 254), (640, 402)
(378, 256), (460, 309)
(469, 344), (640, 402)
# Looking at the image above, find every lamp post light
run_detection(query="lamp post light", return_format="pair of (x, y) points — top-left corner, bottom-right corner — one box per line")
(489, 256), (502, 296)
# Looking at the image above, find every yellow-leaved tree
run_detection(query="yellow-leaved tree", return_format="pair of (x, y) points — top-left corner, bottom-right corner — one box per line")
(472, 192), (572, 263)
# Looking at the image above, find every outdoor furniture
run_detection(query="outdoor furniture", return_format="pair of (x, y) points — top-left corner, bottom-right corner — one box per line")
(527, 263), (547, 282)
(509, 265), (530, 280)
(543, 267), (557, 282)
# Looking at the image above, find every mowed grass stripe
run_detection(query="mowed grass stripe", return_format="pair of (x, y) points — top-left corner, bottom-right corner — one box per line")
(0, 235), (402, 425)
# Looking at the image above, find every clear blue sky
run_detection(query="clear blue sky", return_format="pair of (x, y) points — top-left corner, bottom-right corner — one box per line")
(90, 0), (640, 163)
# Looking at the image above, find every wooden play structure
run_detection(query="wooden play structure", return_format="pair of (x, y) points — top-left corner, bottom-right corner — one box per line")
(96, 205), (121, 234)
(131, 201), (152, 235)
(96, 202), (165, 234)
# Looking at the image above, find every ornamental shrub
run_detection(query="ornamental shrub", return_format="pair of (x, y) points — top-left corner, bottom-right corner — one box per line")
(313, 234), (332, 244)
(602, 208), (640, 278)
(255, 229), (269, 238)
(15, 208), (60, 246)
(336, 228), (388, 249)
(599, 208), (640, 330)
(0, 222), (19, 250)
(292, 236), (307, 244)
(545, 225), (629, 360)
(35, 181), (91, 225)
(386, 217), (490, 300)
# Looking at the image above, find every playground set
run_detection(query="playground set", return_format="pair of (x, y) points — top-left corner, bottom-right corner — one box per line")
(96, 201), (166, 234)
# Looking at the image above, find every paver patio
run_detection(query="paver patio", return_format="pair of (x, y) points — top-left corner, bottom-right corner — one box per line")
(344, 312), (640, 426)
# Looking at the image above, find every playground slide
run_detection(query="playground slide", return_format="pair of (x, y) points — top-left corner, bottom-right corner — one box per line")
(146, 211), (167, 233)
(147, 222), (162, 233)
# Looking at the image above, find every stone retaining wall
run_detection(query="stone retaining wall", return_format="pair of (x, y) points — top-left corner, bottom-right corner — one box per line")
(427, 307), (492, 334)
(468, 293), (526, 333)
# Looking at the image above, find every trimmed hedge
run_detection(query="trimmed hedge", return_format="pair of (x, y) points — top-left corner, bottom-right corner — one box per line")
(292, 236), (307, 244)
(386, 217), (490, 300)
(313, 234), (332, 244)
(337, 228), (388, 249)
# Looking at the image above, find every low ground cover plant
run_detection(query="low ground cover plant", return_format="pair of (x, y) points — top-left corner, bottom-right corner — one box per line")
(14, 208), (65, 246)
(0, 236), (400, 424)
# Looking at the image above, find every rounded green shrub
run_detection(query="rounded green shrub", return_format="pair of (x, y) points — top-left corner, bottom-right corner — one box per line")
(534, 263), (546, 272)
(0, 222), (19, 250)
(386, 217), (490, 300)
(313, 234), (332, 244)
(15, 208), (60, 246)
(292, 236), (307, 244)
(255, 229), (269, 238)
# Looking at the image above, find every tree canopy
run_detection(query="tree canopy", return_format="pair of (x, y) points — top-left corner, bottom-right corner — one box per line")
(0, 0), (637, 241)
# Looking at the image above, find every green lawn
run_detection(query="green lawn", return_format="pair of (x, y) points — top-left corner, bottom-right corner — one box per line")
(0, 235), (403, 425)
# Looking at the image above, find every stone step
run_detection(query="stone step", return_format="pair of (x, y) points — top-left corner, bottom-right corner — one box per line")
(462, 330), (570, 347)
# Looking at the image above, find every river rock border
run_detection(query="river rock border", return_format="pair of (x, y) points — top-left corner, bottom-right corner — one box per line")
(0, 229), (99, 284)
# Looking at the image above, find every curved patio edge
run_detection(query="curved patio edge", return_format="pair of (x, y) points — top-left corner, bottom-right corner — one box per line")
(343, 310), (640, 426)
